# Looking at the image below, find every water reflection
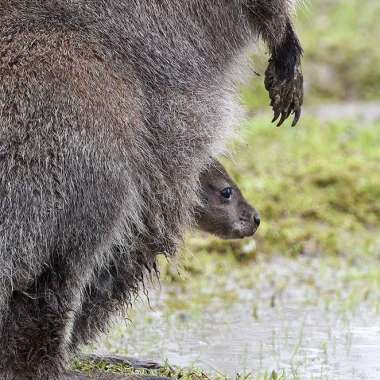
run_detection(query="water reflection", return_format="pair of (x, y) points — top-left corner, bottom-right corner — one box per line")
(92, 256), (380, 380)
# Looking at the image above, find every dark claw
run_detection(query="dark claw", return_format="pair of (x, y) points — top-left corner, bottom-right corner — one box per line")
(276, 111), (288, 127)
(272, 109), (281, 123)
(291, 95), (301, 126)
(292, 106), (301, 126)
(275, 95), (292, 126)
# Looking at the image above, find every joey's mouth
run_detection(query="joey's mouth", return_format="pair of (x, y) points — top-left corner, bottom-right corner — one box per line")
(225, 224), (259, 240)
(205, 222), (259, 240)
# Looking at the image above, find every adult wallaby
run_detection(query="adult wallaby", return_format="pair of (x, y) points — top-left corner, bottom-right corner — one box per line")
(0, 1), (302, 379)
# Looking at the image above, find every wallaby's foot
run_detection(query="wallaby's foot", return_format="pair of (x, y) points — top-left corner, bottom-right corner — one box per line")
(66, 370), (171, 380)
(76, 353), (163, 370)
(265, 59), (303, 127)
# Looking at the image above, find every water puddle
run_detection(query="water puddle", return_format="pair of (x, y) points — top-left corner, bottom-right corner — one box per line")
(91, 256), (380, 380)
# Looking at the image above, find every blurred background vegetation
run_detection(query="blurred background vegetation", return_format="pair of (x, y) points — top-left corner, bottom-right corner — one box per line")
(81, 1), (380, 379)
(169, 0), (380, 278)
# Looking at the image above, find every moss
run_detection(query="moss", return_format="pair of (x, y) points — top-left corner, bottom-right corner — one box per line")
(73, 358), (298, 380)
(222, 116), (380, 257)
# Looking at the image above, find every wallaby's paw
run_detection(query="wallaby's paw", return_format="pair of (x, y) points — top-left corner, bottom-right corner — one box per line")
(75, 353), (163, 370)
(265, 59), (303, 127)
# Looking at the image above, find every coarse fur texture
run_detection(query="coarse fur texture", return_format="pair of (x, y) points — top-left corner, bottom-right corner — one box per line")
(0, 1), (303, 379)
(71, 160), (260, 355)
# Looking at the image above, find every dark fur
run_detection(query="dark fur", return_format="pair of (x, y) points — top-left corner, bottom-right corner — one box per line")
(0, 1), (302, 379)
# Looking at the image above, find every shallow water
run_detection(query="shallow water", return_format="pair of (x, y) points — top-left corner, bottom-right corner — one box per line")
(91, 256), (380, 379)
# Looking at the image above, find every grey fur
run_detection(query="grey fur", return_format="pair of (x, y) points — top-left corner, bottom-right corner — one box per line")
(0, 1), (302, 379)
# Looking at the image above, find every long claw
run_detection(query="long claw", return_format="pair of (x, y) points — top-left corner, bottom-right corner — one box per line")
(276, 111), (288, 127)
(276, 101), (293, 126)
(272, 109), (281, 123)
(292, 107), (301, 126)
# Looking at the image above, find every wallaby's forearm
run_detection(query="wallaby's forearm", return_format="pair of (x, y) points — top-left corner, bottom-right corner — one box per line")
(247, 1), (304, 126)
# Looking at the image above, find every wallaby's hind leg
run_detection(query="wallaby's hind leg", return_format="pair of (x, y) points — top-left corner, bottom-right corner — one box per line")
(70, 249), (162, 371)
(0, 262), (86, 380)
(0, 255), (167, 380)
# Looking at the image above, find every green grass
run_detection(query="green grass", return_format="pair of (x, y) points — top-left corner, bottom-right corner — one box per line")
(183, 117), (380, 321)
(73, 358), (301, 380)
(170, 115), (380, 264)
(224, 115), (380, 257)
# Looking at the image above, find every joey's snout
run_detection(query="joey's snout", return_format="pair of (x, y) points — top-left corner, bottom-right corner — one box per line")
(231, 206), (260, 239)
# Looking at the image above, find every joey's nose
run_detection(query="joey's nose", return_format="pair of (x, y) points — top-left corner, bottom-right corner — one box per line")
(254, 214), (261, 227)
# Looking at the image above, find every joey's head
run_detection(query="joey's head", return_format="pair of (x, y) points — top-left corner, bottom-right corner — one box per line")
(195, 161), (260, 239)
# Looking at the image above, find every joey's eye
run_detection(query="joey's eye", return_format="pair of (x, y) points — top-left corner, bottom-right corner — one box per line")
(220, 187), (233, 200)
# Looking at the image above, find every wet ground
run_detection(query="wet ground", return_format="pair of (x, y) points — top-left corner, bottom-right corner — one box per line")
(90, 255), (380, 380)
(86, 103), (380, 379)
